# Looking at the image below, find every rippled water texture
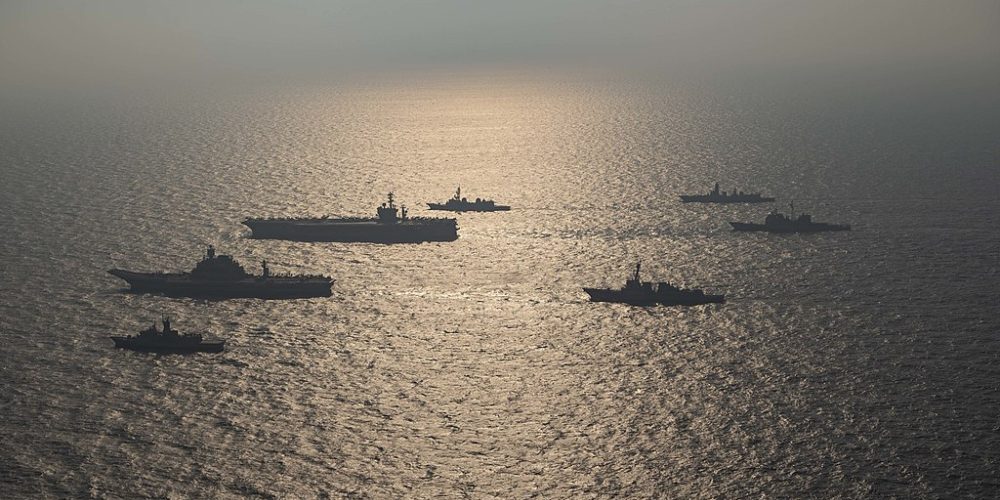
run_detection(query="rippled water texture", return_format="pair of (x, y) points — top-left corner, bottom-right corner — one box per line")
(1, 76), (998, 498)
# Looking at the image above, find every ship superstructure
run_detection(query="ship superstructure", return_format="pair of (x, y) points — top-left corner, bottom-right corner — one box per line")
(680, 183), (775, 203)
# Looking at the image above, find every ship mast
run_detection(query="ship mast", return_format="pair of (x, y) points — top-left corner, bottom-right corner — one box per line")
(376, 192), (401, 223)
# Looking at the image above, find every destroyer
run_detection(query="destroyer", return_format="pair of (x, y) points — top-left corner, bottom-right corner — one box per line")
(244, 193), (458, 243)
(584, 262), (725, 306)
(730, 203), (850, 233)
(427, 187), (510, 212)
(680, 182), (775, 203)
(109, 246), (333, 299)
(111, 317), (225, 354)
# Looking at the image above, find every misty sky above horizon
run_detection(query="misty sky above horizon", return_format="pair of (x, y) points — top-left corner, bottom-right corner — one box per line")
(1, 0), (998, 93)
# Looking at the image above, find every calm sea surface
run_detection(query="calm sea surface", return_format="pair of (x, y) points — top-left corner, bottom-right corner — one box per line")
(1, 75), (998, 498)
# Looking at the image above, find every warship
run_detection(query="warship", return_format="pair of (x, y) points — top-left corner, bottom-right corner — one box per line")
(730, 203), (850, 233)
(109, 246), (334, 299)
(244, 193), (458, 243)
(427, 187), (511, 212)
(680, 183), (775, 203)
(110, 317), (225, 354)
(584, 262), (725, 306)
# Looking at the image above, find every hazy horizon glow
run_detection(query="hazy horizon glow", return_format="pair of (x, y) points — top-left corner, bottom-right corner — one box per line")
(1, 0), (998, 94)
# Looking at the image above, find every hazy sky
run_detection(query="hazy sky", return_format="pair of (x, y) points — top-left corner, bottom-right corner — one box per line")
(1, 0), (998, 91)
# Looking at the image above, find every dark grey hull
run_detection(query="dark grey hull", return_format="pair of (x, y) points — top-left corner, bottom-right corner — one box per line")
(583, 288), (725, 306)
(108, 270), (333, 299)
(427, 203), (511, 212)
(110, 336), (225, 353)
(680, 195), (775, 203)
(243, 218), (458, 243)
(730, 222), (851, 233)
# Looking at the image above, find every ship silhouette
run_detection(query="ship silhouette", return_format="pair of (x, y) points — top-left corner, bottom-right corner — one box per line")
(427, 187), (510, 212)
(110, 317), (225, 354)
(680, 182), (775, 203)
(108, 246), (333, 299)
(730, 203), (850, 233)
(244, 193), (458, 243)
(584, 262), (725, 306)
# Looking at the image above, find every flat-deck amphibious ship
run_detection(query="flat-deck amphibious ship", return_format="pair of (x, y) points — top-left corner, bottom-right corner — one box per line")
(109, 246), (333, 299)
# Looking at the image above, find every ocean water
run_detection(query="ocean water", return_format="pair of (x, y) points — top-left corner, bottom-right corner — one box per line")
(1, 75), (998, 498)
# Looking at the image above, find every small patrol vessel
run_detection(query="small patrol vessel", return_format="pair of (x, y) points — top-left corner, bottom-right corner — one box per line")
(730, 203), (850, 233)
(427, 187), (511, 212)
(244, 193), (458, 243)
(110, 317), (225, 354)
(680, 183), (775, 203)
(584, 262), (725, 306)
(109, 246), (334, 299)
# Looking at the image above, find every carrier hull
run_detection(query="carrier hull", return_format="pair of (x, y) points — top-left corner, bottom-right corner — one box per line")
(243, 218), (458, 243)
(108, 270), (333, 299)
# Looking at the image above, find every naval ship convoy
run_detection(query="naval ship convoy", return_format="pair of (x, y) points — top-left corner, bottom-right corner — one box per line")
(102, 172), (862, 350)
